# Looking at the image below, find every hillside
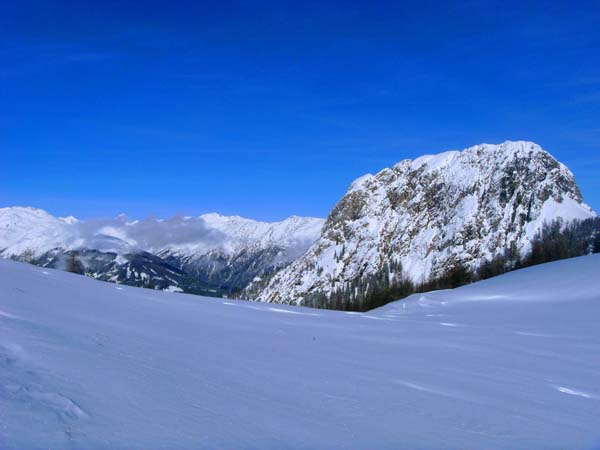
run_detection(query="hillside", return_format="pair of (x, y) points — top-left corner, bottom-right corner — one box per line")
(1, 255), (599, 449)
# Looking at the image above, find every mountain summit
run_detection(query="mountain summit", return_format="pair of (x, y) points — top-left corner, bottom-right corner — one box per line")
(251, 141), (596, 305)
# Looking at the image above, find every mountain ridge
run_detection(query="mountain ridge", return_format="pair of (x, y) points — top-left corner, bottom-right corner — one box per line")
(0, 206), (324, 294)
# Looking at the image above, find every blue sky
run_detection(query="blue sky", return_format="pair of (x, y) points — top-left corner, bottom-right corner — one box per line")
(1, 0), (599, 221)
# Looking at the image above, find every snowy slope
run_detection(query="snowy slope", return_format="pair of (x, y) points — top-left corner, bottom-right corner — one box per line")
(256, 141), (596, 304)
(0, 207), (77, 258)
(1, 255), (599, 449)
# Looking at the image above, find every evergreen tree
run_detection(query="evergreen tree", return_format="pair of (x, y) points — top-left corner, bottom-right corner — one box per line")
(300, 217), (600, 312)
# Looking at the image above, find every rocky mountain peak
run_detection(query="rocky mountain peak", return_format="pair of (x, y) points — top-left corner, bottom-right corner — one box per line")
(253, 141), (596, 305)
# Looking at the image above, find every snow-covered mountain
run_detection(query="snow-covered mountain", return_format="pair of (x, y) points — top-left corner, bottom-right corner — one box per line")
(253, 141), (597, 305)
(155, 213), (325, 292)
(0, 207), (324, 294)
(1, 253), (599, 449)
(0, 207), (78, 258)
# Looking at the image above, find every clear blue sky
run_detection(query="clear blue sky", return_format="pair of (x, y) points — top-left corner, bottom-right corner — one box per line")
(1, 0), (599, 221)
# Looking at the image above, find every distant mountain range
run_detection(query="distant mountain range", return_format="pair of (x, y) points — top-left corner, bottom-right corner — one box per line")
(1, 141), (597, 307)
(0, 207), (324, 296)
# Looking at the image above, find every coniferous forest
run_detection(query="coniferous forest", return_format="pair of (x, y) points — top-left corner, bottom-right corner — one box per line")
(303, 217), (600, 312)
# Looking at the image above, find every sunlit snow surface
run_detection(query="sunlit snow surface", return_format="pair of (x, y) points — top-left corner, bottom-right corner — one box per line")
(1, 256), (599, 449)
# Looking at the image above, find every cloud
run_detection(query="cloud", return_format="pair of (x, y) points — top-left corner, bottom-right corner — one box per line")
(72, 215), (226, 252)
(123, 216), (226, 249)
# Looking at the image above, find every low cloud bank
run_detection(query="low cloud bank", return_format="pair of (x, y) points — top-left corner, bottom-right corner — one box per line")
(71, 215), (226, 251)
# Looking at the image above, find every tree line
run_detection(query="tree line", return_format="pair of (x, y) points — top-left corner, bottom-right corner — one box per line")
(302, 217), (600, 312)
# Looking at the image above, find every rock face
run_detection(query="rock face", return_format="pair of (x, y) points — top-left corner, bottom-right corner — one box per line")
(253, 141), (596, 305)
(0, 207), (324, 295)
